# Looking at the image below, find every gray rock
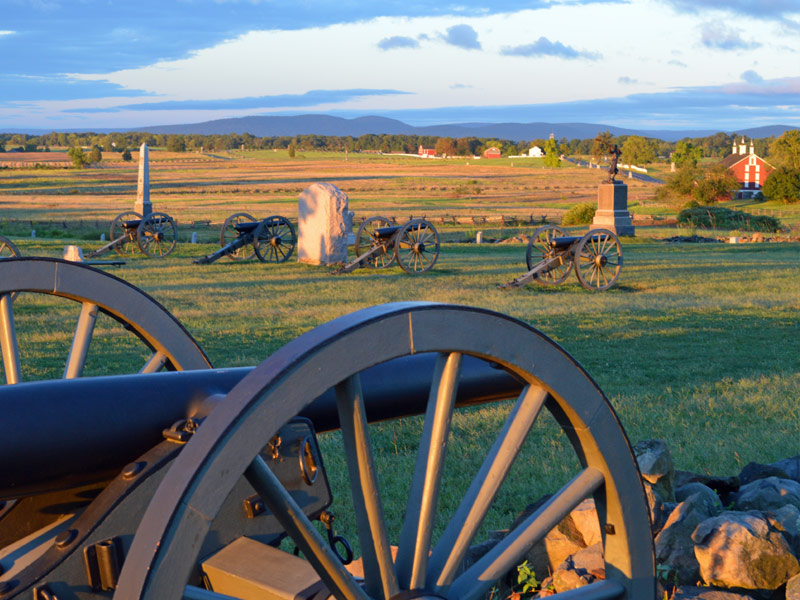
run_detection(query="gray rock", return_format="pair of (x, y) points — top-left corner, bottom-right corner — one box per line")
(634, 439), (676, 502)
(655, 489), (720, 585)
(739, 462), (790, 486)
(672, 586), (757, 599)
(674, 470), (739, 503)
(644, 482), (668, 535)
(736, 477), (800, 512)
(766, 504), (800, 555)
(549, 544), (604, 594)
(772, 456), (800, 483)
(787, 572), (800, 600)
(676, 483), (722, 507)
(692, 510), (800, 590)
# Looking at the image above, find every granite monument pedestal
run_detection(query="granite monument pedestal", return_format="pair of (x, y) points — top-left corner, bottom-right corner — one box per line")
(591, 182), (634, 237)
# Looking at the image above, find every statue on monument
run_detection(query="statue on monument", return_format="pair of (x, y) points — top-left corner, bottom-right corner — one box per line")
(606, 144), (622, 184)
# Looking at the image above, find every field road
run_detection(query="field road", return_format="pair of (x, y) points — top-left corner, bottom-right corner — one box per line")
(562, 156), (664, 184)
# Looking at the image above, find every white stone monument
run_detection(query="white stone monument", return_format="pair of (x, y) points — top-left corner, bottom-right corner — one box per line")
(297, 183), (353, 265)
(135, 143), (152, 216)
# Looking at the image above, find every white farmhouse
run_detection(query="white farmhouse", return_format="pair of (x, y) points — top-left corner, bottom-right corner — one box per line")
(528, 146), (545, 158)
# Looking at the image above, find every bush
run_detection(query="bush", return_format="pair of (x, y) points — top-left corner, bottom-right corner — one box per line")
(763, 167), (800, 203)
(561, 202), (596, 226)
(677, 206), (782, 233)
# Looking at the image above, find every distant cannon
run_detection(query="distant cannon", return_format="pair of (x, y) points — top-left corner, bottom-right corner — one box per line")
(334, 216), (441, 274)
(88, 211), (178, 259)
(0, 258), (653, 599)
(194, 213), (296, 265)
(502, 225), (623, 291)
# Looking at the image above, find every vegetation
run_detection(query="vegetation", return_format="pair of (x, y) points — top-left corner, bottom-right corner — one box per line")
(672, 141), (703, 167)
(657, 163), (738, 205)
(560, 202), (596, 225)
(542, 138), (561, 168)
(763, 167), (800, 203)
(677, 205), (782, 232)
(769, 130), (800, 170)
(621, 135), (656, 167)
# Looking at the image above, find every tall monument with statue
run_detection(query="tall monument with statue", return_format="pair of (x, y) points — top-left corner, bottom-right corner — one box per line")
(591, 143), (634, 236)
(134, 143), (152, 217)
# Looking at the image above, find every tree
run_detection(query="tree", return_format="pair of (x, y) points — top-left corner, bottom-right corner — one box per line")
(769, 130), (800, 170)
(592, 131), (614, 162)
(288, 141), (296, 158)
(763, 167), (800, 203)
(121, 148), (133, 161)
(692, 164), (738, 205)
(543, 138), (561, 168)
(67, 146), (88, 168)
(89, 145), (102, 164)
(666, 163), (700, 196)
(672, 141), (703, 167)
(166, 135), (186, 152)
(621, 135), (655, 167)
(434, 137), (456, 157)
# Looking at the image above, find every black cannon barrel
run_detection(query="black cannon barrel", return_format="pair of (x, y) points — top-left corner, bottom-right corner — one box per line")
(0, 355), (522, 500)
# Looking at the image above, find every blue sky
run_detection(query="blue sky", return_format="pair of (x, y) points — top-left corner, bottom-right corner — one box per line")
(1, 0), (798, 131)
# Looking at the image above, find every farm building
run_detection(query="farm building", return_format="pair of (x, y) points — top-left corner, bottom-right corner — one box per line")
(483, 147), (501, 159)
(418, 145), (436, 157)
(721, 137), (774, 198)
(528, 146), (544, 158)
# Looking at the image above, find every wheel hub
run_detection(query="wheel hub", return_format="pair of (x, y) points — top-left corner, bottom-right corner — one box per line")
(595, 254), (607, 267)
(414, 242), (425, 253)
(270, 236), (282, 247)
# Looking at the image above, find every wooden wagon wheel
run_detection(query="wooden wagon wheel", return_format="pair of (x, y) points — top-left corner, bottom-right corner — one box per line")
(574, 229), (623, 292)
(394, 219), (440, 274)
(0, 235), (20, 259)
(355, 216), (395, 269)
(137, 212), (178, 258)
(254, 215), (297, 264)
(110, 211), (142, 256)
(525, 225), (572, 285)
(220, 212), (257, 261)
(117, 303), (654, 600)
(0, 258), (211, 385)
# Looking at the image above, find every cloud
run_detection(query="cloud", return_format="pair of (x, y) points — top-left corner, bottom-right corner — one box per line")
(441, 24), (481, 50)
(741, 70), (764, 84)
(668, 59), (687, 67)
(0, 31), (15, 36)
(700, 23), (760, 50)
(450, 83), (474, 89)
(64, 89), (410, 113)
(0, 75), (147, 104)
(500, 37), (600, 60)
(664, 0), (800, 21)
(619, 76), (638, 85)
(378, 36), (420, 50)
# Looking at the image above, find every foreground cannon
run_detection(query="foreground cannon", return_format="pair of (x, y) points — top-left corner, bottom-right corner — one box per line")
(0, 258), (653, 599)
(194, 213), (297, 265)
(502, 225), (623, 291)
(0, 236), (20, 259)
(88, 211), (178, 259)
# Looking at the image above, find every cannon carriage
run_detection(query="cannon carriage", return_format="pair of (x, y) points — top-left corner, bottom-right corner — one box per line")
(0, 258), (654, 600)
(0, 236), (20, 260)
(502, 225), (623, 292)
(335, 217), (441, 274)
(194, 213), (297, 265)
(88, 211), (178, 259)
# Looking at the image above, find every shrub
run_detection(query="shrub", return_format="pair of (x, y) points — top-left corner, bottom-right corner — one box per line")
(561, 202), (596, 226)
(677, 206), (781, 232)
(763, 167), (800, 204)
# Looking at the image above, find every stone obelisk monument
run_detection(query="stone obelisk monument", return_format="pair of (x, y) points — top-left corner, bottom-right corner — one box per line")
(135, 143), (152, 216)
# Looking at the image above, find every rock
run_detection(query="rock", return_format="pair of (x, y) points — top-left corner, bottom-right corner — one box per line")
(634, 439), (676, 502)
(672, 586), (757, 599)
(655, 488), (720, 585)
(771, 456), (800, 483)
(692, 510), (800, 590)
(739, 462), (790, 486)
(677, 482), (722, 504)
(549, 545), (604, 595)
(736, 477), (800, 512)
(571, 543), (605, 579)
(751, 232), (764, 243)
(787, 572), (800, 600)
(767, 504), (800, 555)
(297, 182), (353, 265)
(644, 482), (668, 535)
(675, 470), (740, 504)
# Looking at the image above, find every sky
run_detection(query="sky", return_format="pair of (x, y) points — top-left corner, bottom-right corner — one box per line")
(1, 0), (799, 132)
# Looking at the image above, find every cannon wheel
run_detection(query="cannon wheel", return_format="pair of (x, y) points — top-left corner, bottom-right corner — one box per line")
(0, 235), (20, 259)
(525, 225), (572, 285)
(254, 215), (297, 263)
(355, 216), (395, 269)
(138, 212), (178, 258)
(110, 211), (143, 256)
(394, 219), (440, 274)
(117, 303), (655, 600)
(221, 212), (257, 261)
(574, 229), (623, 292)
(0, 258), (211, 385)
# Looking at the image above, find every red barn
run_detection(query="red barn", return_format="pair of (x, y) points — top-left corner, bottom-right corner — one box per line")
(418, 145), (436, 157)
(721, 137), (775, 198)
(483, 147), (501, 159)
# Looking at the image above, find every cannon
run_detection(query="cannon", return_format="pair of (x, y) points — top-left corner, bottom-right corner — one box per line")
(0, 236), (20, 259)
(194, 213), (297, 265)
(334, 217), (440, 274)
(502, 225), (623, 291)
(88, 211), (178, 259)
(0, 258), (654, 599)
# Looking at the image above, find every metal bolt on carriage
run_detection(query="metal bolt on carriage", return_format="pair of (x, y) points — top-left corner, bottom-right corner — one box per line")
(88, 211), (178, 259)
(194, 213), (297, 265)
(502, 225), (624, 292)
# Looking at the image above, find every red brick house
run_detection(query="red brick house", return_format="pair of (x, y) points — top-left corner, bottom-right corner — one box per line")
(721, 137), (774, 198)
(418, 145), (436, 157)
(483, 147), (501, 159)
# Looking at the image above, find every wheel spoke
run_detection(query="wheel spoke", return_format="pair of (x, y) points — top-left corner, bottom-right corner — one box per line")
(397, 352), (462, 589)
(335, 374), (399, 600)
(140, 350), (168, 373)
(447, 467), (605, 600)
(64, 302), (99, 379)
(244, 455), (369, 600)
(428, 385), (548, 590)
(0, 293), (21, 384)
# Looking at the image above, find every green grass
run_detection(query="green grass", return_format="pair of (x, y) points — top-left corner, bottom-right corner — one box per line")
(3, 237), (799, 557)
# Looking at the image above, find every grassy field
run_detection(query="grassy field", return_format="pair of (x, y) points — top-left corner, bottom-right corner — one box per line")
(2, 150), (799, 564)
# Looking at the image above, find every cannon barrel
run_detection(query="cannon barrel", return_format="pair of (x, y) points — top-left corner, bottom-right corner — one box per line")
(0, 354), (522, 500)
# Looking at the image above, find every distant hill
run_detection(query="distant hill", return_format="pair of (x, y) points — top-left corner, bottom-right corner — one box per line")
(135, 115), (799, 142)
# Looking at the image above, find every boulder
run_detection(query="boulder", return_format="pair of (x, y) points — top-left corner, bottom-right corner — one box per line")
(771, 456), (800, 483)
(297, 182), (353, 265)
(766, 504), (800, 555)
(549, 544), (604, 594)
(736, 477), (800, 512)
(739, 462), (790, 487)
(655, 487), (720, 585)
(675, 470), (740, 505)
(692, 510), (800, 590)
(634, 439), (676, 502)
(787, 572), (800, 600)
(644, 482), (668, 535)
(672, 586), (757, 599)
